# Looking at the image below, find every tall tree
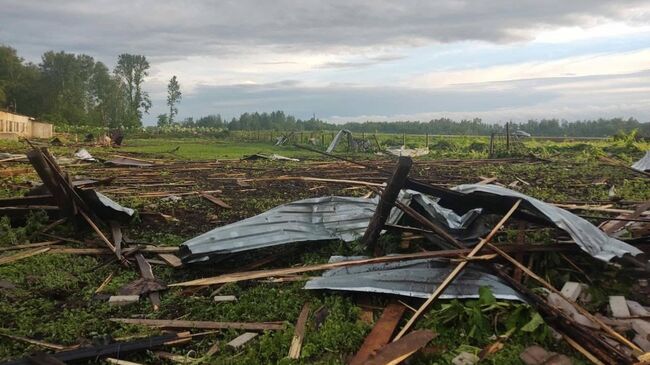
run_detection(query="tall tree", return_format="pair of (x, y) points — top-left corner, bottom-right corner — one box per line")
(39, 51), (95, 124)
(166, 75), (181, 124)
(114, 54), (151, 126)
(0, 45), (42, 115)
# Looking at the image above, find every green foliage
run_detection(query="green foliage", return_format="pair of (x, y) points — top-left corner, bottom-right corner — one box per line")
(0, 210), (48, 245)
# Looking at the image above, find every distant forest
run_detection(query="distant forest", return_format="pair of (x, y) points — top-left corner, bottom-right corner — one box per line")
(193, 112), (649, 138)
(1, 44), (648, 137)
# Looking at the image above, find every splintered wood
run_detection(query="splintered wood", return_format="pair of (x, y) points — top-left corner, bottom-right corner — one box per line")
(350, 302), (406, 365)
(288, 303), (310, 359)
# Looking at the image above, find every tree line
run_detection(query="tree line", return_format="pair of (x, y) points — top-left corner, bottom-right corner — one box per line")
(182, 112), (648, 137)
(2, 44), (648, 137)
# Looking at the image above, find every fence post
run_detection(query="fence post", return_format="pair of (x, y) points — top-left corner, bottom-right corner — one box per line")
(506, 122), (510, 152)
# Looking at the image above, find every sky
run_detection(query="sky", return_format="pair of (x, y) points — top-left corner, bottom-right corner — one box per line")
(1, 0), (650, 125)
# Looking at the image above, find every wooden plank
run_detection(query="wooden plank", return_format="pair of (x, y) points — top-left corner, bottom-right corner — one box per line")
(349, 302), (406, 365)
(105, 358), (145, 365)
(362, 156), (412, 253)
(393, 200), (522, 341)
(0, 247), (50, 265)
(95, 272), (114, 293)
(169, 242), (583, 287)
(288, 303), (310, 359)
(0, 195), (55, 207)
(201, 193), (231, 209)
(110, 318), (286, 331)
(158, 253), (183, 268)
(600, 201), (650, 234)
(0, 333), (70, 351)
(362, 330), (435, 365)
(227, 332), (258, 349)
(0, 240), (60, 252)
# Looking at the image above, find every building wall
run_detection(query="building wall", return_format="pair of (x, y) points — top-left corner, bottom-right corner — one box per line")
(0, 111), (54, 139)
(31, 121), (54, 138)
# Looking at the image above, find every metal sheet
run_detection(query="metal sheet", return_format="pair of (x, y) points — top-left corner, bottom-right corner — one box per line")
(453, 184), (644, 262)
(180, 195), (406, 262)
(305, 256), (524, 301)
(326, 129), (352, 153)
(631, 151), (650, 172)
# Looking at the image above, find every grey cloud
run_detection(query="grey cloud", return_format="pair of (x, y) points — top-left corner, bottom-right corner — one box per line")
(149, 70), (650, 124)
(1, 0), (647, 62)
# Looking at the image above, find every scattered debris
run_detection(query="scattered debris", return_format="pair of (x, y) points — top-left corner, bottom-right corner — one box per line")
(227, 332), (258, 349)
(108, 295), (140, 306)
(73, 148), (96, 162)
(213, 295), (237, 302)
(105, 156), (154, 167)
(452, 352), (480, 365)
(519, 345), (572, 365)
(631, 151), (650, 172)
(241, 153), (299, 161)
(385, 146), (430, 157)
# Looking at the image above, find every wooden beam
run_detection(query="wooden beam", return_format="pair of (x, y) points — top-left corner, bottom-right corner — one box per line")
(0, 240), (60, 252)
(0, 247), (50, 265)
(110, 318), (286, 331)
(362, 157), (412, 253)
(201, 193), (231, 209)
(393, 199), (521, 341)
(170, 241), (585, 287)
(350, 302), (406, 365)
(288, 303), (310, 359)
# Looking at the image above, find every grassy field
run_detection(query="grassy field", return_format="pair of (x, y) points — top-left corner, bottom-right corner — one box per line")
(0, 133), (648, 364)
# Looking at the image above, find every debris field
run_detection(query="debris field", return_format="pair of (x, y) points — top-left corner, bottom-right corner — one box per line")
(0, 139), (649, 365)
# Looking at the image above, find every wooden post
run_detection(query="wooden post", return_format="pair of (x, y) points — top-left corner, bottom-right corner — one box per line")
(506, 122), (510, 152)
(402, 132), (406, 146)
(362, 157), (412, 253)
(489, 133), (495, 157)
(425, 133), (429, 147)
(321, 133), (325, 147)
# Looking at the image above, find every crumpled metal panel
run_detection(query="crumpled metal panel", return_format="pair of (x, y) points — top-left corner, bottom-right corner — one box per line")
(631, 151), (650, 172)
(180, 189), (494, 262)
(453, 184), (643, 262)
(180, 195), (405, 261)
(304, 256), (524, 301)
(326, 129), (352, 153)
(409, 192), (482, 230)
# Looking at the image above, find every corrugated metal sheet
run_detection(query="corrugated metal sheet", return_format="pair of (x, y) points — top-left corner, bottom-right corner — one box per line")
(453, 184), (644, 262)
(304, 256), (524, 301)
(180, 195), (405, 262)
(631, 151), (650, 172)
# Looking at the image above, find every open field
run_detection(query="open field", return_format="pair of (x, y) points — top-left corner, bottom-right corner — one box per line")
(0, 133), (649, 364)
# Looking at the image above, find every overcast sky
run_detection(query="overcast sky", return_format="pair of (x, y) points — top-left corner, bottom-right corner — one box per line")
(1, 0), (650, 124)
